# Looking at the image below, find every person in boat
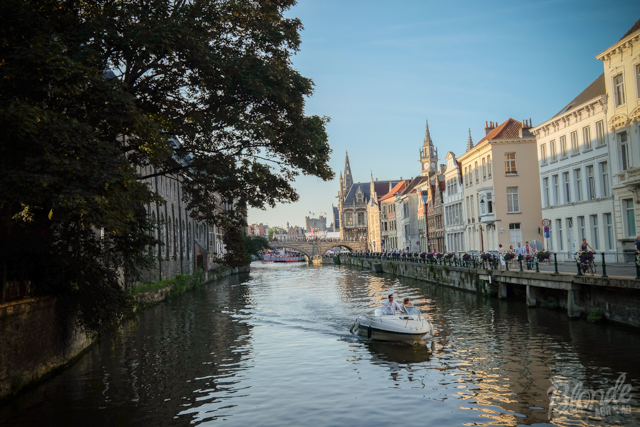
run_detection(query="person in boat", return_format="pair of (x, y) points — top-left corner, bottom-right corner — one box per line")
(403, 297), (413, 307)
(383, 294), (404, 315)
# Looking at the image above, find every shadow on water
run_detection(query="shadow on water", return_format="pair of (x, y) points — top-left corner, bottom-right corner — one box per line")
(2, 262), (640, 427)
(364, 340), (432, 365)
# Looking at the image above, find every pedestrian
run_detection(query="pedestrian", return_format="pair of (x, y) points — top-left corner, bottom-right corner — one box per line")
(498, 244), (506, 269)
(524, 241), (533, 270)
(515, 242), (524, 268)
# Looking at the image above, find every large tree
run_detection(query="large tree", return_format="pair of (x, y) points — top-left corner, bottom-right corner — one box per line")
(0, 0), (332, 334)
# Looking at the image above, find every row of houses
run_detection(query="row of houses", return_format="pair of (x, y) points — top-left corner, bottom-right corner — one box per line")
(335, 19), (640, 262)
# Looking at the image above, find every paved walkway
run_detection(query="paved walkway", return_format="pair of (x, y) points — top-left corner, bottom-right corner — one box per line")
(500, 260), (638, 278)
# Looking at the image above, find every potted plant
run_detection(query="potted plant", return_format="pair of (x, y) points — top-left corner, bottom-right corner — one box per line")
(536, 251), (550, 262)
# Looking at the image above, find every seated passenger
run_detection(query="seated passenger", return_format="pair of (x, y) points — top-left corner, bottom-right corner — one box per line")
(383, 294), (403, 315)
(403, 297), (413, 307)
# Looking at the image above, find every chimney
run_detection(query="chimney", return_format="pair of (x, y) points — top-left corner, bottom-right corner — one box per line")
(485, 120), (495, 136)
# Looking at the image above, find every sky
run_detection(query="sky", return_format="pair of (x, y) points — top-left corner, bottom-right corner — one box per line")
(248, 0), (640, 230)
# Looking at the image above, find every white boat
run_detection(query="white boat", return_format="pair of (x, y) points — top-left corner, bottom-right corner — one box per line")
(352, 305), (432, 343)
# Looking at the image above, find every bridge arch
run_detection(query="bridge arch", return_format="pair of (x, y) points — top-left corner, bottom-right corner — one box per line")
(268, 243), (311, 259)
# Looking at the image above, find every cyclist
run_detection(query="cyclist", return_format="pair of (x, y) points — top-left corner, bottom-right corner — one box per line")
(581, 238), (594, 252)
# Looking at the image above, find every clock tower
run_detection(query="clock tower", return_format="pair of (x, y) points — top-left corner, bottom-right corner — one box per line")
(420, 120), (438, 177)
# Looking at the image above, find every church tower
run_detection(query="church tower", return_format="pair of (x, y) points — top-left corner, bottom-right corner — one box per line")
(343, 151), (353, 191)
(420, 120), (439, 176)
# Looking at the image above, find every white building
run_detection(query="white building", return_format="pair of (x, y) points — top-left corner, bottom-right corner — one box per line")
(596, 20), (640, 261)
(394, 176), (429, 252)
(532, 74), (617, 261)
(443, 150), (466, 253)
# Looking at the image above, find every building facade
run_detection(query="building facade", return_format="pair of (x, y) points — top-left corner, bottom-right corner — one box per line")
(397, 176), (430, 253)
(426, 173), (445, 252)
(305, 216), (327, 233)
(459, 119), (542, 252)
(596, 21), (640, 260)
(380, 181), (406, 251)
(532, 74), (617, 261)
(337, 152), (400, 242)
(443, 150), (466, 253)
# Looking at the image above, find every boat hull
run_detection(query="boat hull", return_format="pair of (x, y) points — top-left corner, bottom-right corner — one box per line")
(353, 313), (432, 343)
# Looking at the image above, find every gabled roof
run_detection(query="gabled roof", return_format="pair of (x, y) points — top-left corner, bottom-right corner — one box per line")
(379, 180), (407, 202)
(475, 118), (527, 147)
(550, 74), (605, 120)
(620, 18), (640, 40)
(401, 176), (430, 196)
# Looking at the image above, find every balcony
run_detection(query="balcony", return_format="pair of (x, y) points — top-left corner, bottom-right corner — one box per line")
(616, 167), (640, 202)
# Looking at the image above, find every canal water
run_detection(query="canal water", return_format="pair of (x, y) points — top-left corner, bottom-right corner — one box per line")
(2, 262), (640, 426)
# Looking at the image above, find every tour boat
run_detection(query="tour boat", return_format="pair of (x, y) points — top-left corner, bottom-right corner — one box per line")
(262, 250), (304, 263)
(352, 305), (432, 343)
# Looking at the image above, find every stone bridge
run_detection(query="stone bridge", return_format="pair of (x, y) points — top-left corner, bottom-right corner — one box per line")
(268, 239), (367, 258)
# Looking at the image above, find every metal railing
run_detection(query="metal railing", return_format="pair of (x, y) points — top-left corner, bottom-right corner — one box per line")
(343, 251), (640, 280)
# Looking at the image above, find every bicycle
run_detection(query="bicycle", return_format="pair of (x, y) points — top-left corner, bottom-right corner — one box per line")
(576, 251), (596, 275)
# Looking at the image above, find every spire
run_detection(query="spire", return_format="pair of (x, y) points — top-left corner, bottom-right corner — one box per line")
(344, 151), (353, 189)
(466, 128), (473, 152)
(423, 119), (433, 147)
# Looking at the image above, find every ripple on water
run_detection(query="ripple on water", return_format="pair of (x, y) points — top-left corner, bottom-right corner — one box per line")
(1, 262), (640, 427)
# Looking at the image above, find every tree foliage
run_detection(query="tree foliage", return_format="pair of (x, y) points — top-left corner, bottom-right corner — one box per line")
(0, 0), (332, 335)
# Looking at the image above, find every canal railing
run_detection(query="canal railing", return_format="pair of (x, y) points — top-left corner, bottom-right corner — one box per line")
(342, 251), (640, 280)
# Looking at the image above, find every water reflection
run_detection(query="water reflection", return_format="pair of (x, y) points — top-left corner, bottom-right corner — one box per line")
(1, 263), (640, 427)
(364, 341), (432, 365)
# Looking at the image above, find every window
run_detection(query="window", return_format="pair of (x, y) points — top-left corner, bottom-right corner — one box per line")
(562, 172), (570, 204)
(637, 64), (640, 99)
(470, 195), (475, 219)
(571, 131), (578, 155)
(486, 193), (493, 213)
(404, 224), (410, 237)
(579, 216), (585, 240)
(482, 158), (486, 179)
(550, 140), (557, 161)
(624, 199), (636, 237)
(543, 177), (549, 207)
(464, 167), (468, 186)
(487, 155), (492, 177)
(466, 196), (470, 221)
(540, 143), (547, 163)
(596, 121), (605, 146)
(553, 175), (560, 205)
(507, 187), (519, 212)
(560, 135), (567, 158)
(505, 153), (517, 174)
(600, 162), (609, 198)
(591, 215), (599, 250)
(574, 169), (583, 202)
(583, 126), (591, 150)
(557, 219), (564, 250)
(475, 161), (479, 183)
(509, 223), (522, 247)
(614, 74), (625, 107)
(587, 165), (595, 200)
(604, 213), (613, 250)
(619, 131), (630, 171)
(346, 212), (353, 226)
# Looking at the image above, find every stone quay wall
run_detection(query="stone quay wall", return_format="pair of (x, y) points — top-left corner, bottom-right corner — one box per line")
(0, 265), (250, 401)
(337, 256), (640, 328)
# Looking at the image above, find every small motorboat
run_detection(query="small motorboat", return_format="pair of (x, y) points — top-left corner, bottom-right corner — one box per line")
(352, 305), (432, 343)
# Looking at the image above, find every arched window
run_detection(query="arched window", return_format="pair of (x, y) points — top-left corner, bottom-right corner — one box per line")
(475, 162), (479, 183)
(174, 218), (178, 255)
(151, 212), (157, 254)
(160, 213), (165, 254)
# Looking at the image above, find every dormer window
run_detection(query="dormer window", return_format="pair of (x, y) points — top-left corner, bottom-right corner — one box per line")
(356, 188), (364, 203)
